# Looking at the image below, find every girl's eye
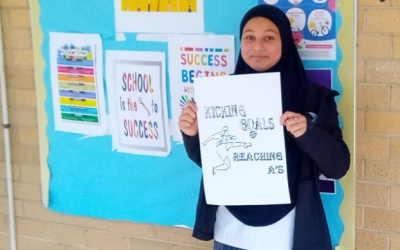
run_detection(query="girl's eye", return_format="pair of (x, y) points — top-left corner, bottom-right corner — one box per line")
(265, 36), (274, 41)
(244, 36), (255, 40)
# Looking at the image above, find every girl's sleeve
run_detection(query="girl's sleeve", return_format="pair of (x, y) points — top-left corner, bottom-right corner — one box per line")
(295, 94), (350, 179)
(182, 133), (202, 167)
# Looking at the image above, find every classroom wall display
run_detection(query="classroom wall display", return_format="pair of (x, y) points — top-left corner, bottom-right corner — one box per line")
(168, 35), (236, 142)
(31, 0), (354, 248)
(114, 0), (204, 33)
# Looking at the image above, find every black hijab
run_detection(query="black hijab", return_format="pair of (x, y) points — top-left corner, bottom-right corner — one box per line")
(225, 4), (310, 226)
(234, 4), (309, 113)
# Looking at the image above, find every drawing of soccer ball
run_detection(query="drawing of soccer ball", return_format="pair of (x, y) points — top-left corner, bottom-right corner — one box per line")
(249, 130), (257, 138)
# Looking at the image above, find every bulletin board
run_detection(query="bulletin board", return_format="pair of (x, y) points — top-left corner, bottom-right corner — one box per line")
(30, 0), (355, 248)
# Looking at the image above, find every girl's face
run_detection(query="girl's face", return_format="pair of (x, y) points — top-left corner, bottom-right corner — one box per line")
(240, 17), (282, 72)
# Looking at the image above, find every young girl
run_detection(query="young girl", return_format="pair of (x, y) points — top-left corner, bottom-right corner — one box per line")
(179, 4), (350, 250)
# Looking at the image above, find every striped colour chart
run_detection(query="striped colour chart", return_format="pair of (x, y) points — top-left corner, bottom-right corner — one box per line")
(56, 44), (100, 124)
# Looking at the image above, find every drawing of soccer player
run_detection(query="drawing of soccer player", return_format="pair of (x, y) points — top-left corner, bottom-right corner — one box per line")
(203, 126), (252, 175)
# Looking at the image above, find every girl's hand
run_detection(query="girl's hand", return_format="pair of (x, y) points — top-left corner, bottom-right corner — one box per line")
(280, 111), (307, 138)
(178, 100), (199, 136)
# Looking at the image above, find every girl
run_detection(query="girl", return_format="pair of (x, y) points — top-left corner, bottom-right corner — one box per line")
(179, 4), (350, 250)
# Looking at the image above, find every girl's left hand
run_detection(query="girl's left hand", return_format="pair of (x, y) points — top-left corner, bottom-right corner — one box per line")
(280, 111), (307, 138)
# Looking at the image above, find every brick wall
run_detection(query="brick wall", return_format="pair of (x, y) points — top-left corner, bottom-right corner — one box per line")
(356, 0), (400, 249)
(0, 0), (399, 249)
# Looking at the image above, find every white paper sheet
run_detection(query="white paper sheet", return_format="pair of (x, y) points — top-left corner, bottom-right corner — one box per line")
(49, 32), (107, 135)
(194, 72), (291, 205)
(114, 0), (204, 33)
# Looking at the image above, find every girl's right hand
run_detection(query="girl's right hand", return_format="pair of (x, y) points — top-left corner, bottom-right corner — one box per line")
(178, 100), (199, 136)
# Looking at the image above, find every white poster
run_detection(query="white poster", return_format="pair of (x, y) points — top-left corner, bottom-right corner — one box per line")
(106, 51), (170, 156)
(49, 32), (107, 135)
(168, 34), (235, 142)
(194, 72), (290, 205)
(114, 0), (204, 33)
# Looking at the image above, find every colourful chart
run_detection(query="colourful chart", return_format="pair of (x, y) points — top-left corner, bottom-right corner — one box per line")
(56, 44), (100, 124)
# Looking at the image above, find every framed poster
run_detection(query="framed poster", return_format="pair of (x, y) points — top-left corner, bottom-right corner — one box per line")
(106, 51), (170, 156)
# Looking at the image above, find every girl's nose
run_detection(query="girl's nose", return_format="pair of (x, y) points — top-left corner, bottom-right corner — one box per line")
(253, 40), (263, 51)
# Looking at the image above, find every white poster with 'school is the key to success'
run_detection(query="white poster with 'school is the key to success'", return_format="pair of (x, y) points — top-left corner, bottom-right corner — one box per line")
(106, 51), (170, 157)
(194, 72), (290, 205)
